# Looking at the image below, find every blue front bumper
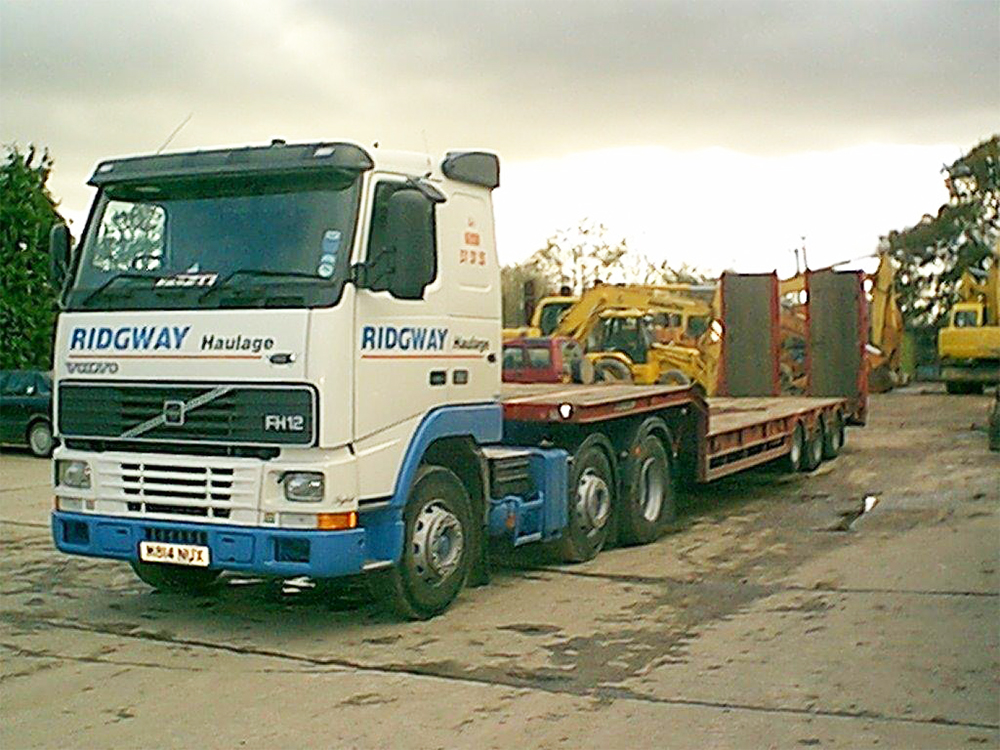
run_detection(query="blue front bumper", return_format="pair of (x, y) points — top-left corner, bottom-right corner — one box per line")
(52, 511), (403, 579)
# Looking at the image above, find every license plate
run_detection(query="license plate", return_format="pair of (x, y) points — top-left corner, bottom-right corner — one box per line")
(139, 541), (210, 567)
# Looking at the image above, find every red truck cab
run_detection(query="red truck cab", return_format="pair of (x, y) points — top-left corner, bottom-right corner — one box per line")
(502, 337), (590, 383)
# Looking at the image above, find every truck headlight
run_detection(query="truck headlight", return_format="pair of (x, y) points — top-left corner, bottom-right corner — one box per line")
(57, 460), (91, 489)
(283, 472), (324, 502)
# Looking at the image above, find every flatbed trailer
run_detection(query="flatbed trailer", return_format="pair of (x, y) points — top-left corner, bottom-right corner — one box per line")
(501, 383), (847, 485)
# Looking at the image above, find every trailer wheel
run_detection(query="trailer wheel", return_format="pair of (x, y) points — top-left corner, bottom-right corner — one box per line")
(620, 431), (675, 545)
(783, 423), (805, 472)
(558, 437), (615, 562)
(595, 358), (633, 383)
(821, 411), (843, 459)
(801, 425), (823, 472)
(370, 465), (473, 620)
(130, 561), (221, 593)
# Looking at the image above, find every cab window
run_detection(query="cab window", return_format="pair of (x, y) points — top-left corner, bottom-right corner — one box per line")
(527, 347), (553, 369)
(2, 372), (34, 396)
(503, 346), (525, 369)
(953, 309), (980, 328)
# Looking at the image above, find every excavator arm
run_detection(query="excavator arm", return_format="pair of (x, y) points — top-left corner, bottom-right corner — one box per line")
(553, 285), (714, 343)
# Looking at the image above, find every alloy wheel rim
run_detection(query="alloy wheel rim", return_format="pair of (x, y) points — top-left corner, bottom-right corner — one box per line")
(411, 502), (464, 586)
(575, 468), (611, 538)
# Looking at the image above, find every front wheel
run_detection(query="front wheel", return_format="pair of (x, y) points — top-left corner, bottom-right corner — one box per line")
(657, 369), (691, 386)
(370, 465), (474, 620)
(27, 420), (53, 458)
(594, 358), (633, 383)
(130, 561), (221, 593)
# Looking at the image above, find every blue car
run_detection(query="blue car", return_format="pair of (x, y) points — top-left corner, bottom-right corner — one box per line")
(0, 370), (54, 457)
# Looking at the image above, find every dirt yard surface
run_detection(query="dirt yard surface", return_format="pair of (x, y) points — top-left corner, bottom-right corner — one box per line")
(1, 387), (998, 749)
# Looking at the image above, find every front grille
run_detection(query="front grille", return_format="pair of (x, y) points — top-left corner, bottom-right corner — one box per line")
(97, 456), (259, 522)
(121, 462), (235, 501)
(59, 382), (315, 446)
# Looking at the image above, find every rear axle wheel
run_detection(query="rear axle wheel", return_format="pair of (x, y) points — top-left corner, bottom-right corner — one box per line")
(621, 428), (675, 545)
(558, 437), (616, 562)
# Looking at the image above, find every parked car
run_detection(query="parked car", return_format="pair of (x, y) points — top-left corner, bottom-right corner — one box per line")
(502, 337), (594, 384)
(0, 370), (55, 457)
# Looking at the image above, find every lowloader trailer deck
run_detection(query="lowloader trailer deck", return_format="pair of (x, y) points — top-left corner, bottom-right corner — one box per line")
(501, 384), (847, 484)
(47, 142), (864, 618)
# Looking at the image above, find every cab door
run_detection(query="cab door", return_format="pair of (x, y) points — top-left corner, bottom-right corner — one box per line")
(353, 176), (450, 444)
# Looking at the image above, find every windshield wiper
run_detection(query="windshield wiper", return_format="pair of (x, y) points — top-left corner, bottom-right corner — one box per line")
(80, 272), (158, 307)
(199, 269), (328, 302)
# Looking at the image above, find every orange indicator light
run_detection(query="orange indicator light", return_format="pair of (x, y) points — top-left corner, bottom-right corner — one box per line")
(317, 511), (358, 530)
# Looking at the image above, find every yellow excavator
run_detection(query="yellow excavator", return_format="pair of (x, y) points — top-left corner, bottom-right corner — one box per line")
(938, 244), (1000, 394)
(502, 293), (578, 341)
(777, 252), (905, 393)
(866, 252), (906, 392)
(547, 285), (722, 393)
(502, 283), (717, 342)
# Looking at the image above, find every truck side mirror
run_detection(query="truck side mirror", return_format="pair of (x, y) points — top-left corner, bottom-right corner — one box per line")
(385, 189), (436, 300)
(49, 223), (72, 289)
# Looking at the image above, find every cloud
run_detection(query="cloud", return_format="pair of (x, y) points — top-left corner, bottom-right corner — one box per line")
(0, 0), (995, 227)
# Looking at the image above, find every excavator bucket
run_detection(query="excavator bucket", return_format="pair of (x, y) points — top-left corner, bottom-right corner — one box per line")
(717, 272), (780, 396)
(806, 269), (868, 424)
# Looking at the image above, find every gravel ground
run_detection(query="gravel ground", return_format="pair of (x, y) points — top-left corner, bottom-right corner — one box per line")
(1, 385), (997, 749)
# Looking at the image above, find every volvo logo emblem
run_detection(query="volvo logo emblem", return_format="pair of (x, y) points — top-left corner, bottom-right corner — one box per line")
(119, 386), (232, 439)
(163, 400), (185, 426)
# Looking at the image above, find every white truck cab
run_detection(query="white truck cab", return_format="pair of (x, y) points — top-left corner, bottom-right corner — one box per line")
(51, 142), (519, 617)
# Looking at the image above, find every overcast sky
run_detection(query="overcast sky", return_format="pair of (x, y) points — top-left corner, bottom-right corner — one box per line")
(2, 0), (997, 275)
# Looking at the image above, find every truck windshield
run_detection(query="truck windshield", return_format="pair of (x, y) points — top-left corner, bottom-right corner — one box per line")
(65, 171), (361, 311)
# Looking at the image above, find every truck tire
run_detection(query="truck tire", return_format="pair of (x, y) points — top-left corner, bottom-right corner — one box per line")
(620, 427), (675, 545)
(370, 465), (473, 620)
(821, 411), (843, 459)
(557, 436), (615, 562)
(595, 358), (632, 383)
(130, 561), (221, 593)
(657, 369), (691, 387)
(783, 423), (805, 472)
(27, 420), (54, 458)
(801, 425), (823, 472)
(572, 357), (596, 384)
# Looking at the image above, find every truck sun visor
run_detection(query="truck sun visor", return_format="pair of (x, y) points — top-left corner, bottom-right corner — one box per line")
(89, 142), (375, 186)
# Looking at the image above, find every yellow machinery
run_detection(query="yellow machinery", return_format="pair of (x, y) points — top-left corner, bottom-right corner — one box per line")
(502, 283), (717, 342)
(502, 294), (577, 341)
(866, 252), (906, 392)
(778, 252), (905, 393)
(548, 285), (721, 393)
(938, 244), (1000, 394)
